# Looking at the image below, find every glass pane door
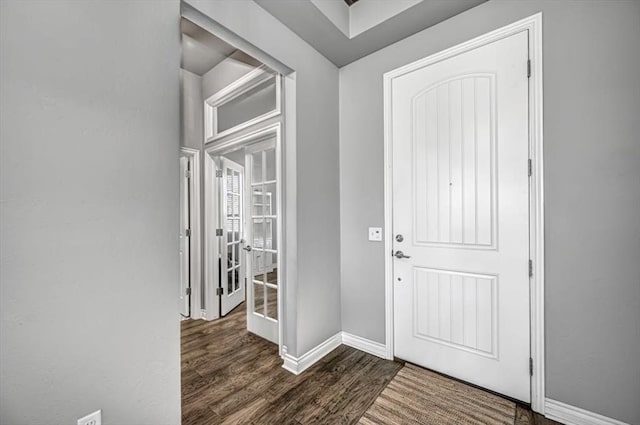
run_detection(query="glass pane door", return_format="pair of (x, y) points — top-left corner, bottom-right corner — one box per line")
(246, 138), (279, 343)
(220, 158), (245, 316)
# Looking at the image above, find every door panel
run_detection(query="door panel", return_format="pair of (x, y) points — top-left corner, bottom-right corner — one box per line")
(414, 268), (497, 357)
(220, 158), (245, 316)
(245, 138), (279, 344)
(415, 75), (496, 247)
(392, 31), (530, 402)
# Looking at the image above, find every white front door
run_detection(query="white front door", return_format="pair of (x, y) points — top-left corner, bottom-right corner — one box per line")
(245, 138), (279, 344)
(179, 156), (191, 317)
(220, 158), (246, 316)
(391, 31), (530, 402)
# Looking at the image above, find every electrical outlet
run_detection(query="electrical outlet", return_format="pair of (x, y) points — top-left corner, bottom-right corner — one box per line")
(78, 410), (101, 425)
(368, 227), (383, 242)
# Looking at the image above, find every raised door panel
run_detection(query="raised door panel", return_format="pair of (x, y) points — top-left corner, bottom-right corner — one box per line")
(414, 268), (497, 358)
(413, 75), (496, 249)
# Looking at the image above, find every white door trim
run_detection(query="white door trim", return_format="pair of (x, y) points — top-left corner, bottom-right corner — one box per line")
(204, 122), (285, 357)
(383, 13), (544, 413)
(179, 147), (202, 320)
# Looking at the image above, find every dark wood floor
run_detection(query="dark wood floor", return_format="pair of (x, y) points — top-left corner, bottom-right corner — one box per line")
(182, 302), (402, 425)
(181, 303), (557, 425)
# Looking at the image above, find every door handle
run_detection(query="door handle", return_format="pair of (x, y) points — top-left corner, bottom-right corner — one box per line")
(393, 250), (411, 259)
(243, 245), (252, 252)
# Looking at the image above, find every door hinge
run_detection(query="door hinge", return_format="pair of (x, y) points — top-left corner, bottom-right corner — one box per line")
(216, 228), (223, 237)
(528, 159), (532, 177)
(527, 59), (531, 78)
(185, 228), (191, 238)
(216, 287), (223, 296)
(185, 169), (192, 179)
(186, 287), (191, 296)
(215, 169), (223, 178)
(529, 357), (534, 376)
(529, 259), (533, 277)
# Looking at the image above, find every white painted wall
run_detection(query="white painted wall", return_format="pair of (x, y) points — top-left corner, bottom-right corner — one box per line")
(186, 0), (341, 358)
(339, 1), (640, 423)
(0, 1), (181, 424)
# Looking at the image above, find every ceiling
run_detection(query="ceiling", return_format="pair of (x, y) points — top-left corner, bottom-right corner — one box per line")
(254, 0), (486, 67)
(181, 18), (237, 76)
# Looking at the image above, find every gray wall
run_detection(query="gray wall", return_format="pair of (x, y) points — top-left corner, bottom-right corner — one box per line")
(339, 1), (640, 423)
(187, 0), (342, 357)
(181, 69), (204, 150)
(202, 51), (262, 99)
(223, 148), (246, 165)
(0, 1), (181, 424)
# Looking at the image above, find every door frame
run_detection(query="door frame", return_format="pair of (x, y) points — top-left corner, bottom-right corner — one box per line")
(179, 147), (202, 320)
(204, 122), (284, 355)
(382, 13), (544, 413)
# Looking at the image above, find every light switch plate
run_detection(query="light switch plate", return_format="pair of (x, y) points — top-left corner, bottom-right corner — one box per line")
(368, 227), (383, 242)
(78, 410), (101, 425)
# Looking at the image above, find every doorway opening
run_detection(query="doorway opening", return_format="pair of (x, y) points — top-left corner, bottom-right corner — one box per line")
(178, 11), (291, 366)
(205, 124), (282, 345)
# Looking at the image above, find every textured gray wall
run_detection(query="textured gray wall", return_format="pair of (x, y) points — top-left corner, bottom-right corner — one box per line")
(187, 0), (341, 357)
(339, 1), (640, 423)
(0, 1), (181, 424)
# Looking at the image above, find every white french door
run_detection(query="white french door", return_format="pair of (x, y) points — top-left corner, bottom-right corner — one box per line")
(245, 138), (279, 344)
(179, 156), (191, 318)
(391, 31), (531, 402)
(220, 158), (246, 316)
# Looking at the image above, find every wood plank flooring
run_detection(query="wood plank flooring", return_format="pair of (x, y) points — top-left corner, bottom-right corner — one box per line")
(181, 303), (558, 425)
(182, 302), (402, 425)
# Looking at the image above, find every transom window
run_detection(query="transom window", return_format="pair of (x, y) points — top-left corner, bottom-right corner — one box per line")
(204, 66), (281, 141)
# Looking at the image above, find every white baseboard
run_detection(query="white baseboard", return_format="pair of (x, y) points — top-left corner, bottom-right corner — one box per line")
(281, 332), (342, 375)
(281, 331), (389, 375)
(341, 332), (387, 359)
(545, 399), (630, 425)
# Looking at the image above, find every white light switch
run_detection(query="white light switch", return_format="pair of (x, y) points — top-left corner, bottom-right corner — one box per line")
(78, 410), (101, 425)
(368, 227), (383, 242)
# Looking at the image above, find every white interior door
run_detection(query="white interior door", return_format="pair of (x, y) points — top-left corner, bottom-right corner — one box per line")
(179, 156), (191, 317)
(392, 31), (531, 402)
(245, 138), (279, 344)
(220, 158), (246, 316)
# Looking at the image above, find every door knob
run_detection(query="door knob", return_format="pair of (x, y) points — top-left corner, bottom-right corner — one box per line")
(243, 245), (252, 252)
(393, 250), (411, 259)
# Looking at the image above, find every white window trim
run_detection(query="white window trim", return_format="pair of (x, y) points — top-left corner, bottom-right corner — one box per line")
(204, 65), (282, 142)
(382, 13), (544, 413)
